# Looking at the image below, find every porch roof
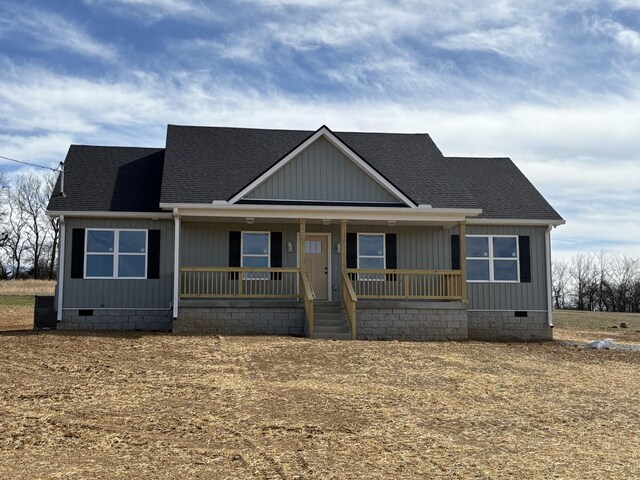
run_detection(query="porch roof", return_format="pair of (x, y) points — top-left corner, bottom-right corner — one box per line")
(168, 203), (483, 226)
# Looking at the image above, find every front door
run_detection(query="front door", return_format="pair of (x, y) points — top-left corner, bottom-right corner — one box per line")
(304, 235), (329, 300)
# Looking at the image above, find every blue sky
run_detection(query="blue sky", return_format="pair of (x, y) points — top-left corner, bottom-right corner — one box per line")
(1, 0), (639, 258)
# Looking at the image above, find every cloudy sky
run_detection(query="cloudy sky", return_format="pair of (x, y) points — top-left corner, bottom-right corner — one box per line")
(1, 0), (639, 257)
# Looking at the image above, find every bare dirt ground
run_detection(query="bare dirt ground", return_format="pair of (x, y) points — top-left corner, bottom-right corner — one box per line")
(0, 331), (638, 479)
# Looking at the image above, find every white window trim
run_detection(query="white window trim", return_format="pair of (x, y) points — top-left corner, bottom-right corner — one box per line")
(84, 228), (148, 279)
(241, 231), (271, 280)
(357, 232), (386, 281)
(466, 234), (520, 283)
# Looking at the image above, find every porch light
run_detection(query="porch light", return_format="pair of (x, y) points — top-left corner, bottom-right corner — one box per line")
(336, 242), (342, 254)
(287, 241), (293, 253)
(387, 220), (397, 227)
(322, 219), (331, 225)
(245, 217), (255, 224)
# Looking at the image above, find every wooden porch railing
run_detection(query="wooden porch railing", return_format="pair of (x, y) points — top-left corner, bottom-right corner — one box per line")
(300, 271), (316, 338)
(180, 267), (301, 298)
(345, 268), (463, 300)
(341, 271), (357, 339)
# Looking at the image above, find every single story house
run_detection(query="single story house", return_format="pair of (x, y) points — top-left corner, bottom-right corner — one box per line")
(47, 125), (564, 340)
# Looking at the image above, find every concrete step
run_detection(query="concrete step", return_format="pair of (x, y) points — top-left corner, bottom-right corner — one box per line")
(315, 323), (351, 332)
(316, 301), (343, 308)
(314, 317), (348, 327)
(313, 332), (353, 340)
(315, 311), (347, 319)
(315, 306), (346, 314)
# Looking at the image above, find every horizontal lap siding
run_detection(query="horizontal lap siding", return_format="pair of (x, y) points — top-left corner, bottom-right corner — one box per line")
(466, 225), (548, 311)
(244, 137), (398, 203)
(63, 218), (174, 309)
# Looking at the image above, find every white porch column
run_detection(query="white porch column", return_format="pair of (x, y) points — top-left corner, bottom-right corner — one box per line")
(299, 219), (306, 273)
(459, 221), (467, 303)
(172, 209), (180, 319)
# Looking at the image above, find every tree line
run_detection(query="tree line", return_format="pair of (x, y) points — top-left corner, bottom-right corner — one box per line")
(0, 170), (59, 280)
(553, 251), (640, 313)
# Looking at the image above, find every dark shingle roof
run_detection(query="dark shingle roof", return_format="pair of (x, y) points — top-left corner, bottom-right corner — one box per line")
(161, 125), (478, 208)
(47, 125), (563, 222)
(445, 157), (563, 220)
(47, 146), (165, 212)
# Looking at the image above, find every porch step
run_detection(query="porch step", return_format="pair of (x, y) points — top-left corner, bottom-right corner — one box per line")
(312, 302), (353, 340)
(313, 332), (353, 340)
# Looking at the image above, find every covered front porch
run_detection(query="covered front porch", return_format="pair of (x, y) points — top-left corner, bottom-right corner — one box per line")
(171, 204), (477, 339)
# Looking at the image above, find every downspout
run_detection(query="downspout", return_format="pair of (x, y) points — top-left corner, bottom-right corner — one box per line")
(56, 215), (65, 322)
(545, 224), (553, 327)
(172, 208), (180, 319)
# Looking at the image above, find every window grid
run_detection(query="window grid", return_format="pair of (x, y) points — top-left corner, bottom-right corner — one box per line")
(357, 233), (385, 281)
(84, 229), (148, 279)
(241, 231), (270, 280)
(466, 235), (519, 283)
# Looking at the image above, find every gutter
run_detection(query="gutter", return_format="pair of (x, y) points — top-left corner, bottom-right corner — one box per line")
(467, 218), (566, 227)
(56, 215), (66, 322)
(46, 211), (173, 219)
(545, 224), (554, 327)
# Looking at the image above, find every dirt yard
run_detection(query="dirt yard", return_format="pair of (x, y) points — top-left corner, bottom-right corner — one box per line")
(0, 331), (638, 479)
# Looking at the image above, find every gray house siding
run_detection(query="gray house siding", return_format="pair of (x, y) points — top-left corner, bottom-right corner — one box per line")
(243, 137), (399, 203)
(465, 225), (548, 312)
(179, 222), (548, 311)
(62, 217), (174, 310)
(180, 222), (457, 299)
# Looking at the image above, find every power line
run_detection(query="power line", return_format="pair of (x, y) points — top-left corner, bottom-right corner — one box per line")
(0, 154), (61, 172)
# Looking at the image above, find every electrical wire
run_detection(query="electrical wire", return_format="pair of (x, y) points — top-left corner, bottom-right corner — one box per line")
(0, 154), (62, 172)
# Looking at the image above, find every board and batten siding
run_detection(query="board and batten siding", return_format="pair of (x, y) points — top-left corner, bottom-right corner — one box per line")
(178, 221), (548, 311)
(465, 225), (549, 311)
(244, 137), (399, 203)
(62, 218), (174, 309)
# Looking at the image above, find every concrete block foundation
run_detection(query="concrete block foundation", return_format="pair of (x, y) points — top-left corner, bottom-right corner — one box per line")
(59, 309), (172, 331)
(467, 310), (552, 340)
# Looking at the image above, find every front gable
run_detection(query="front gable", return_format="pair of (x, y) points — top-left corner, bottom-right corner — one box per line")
(230, 127), (416, 207)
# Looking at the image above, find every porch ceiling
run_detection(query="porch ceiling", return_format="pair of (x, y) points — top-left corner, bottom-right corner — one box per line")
(168, 204), (481, 226)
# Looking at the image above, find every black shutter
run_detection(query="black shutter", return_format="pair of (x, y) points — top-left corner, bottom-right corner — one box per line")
(519, 236), (531, 283)
(229, 231), (241, 280)
(451, 234), (460, 270)
(70, 228), (85, 279)
(147, 230), (161, 279)
(270, 232), (282, 280)
(385, 234), (397, 281)
(346, 233), (357, 269)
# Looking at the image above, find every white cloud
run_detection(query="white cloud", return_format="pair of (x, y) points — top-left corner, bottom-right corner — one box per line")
(83, 0), (218, 23)
(0, 5), (117, 61)
(615, 28), (640, 52)
(435, 25), (547, 60)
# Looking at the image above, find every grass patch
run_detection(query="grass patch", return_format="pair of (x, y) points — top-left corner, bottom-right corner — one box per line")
(0, 295), (35, 307)
(0, 279), (56, 296)
(554, 309), (639, 330)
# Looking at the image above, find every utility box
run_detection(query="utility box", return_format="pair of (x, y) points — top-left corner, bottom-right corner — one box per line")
(34, 295), (56, 330)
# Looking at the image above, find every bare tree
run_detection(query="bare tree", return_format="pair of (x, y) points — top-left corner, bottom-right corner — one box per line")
(12, 172), (50, 278)
(44, 171), (60, 280)
(2, 193), (29, 278)
(552, 259), (569, 309)
(569, 253), (597, 310)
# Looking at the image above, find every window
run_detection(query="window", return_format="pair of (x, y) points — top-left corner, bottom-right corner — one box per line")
(466, 235), (519, 282)
(241, 232), (270, 279)
(85, 229), (147, 279)
(358, 233), (385, 280)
